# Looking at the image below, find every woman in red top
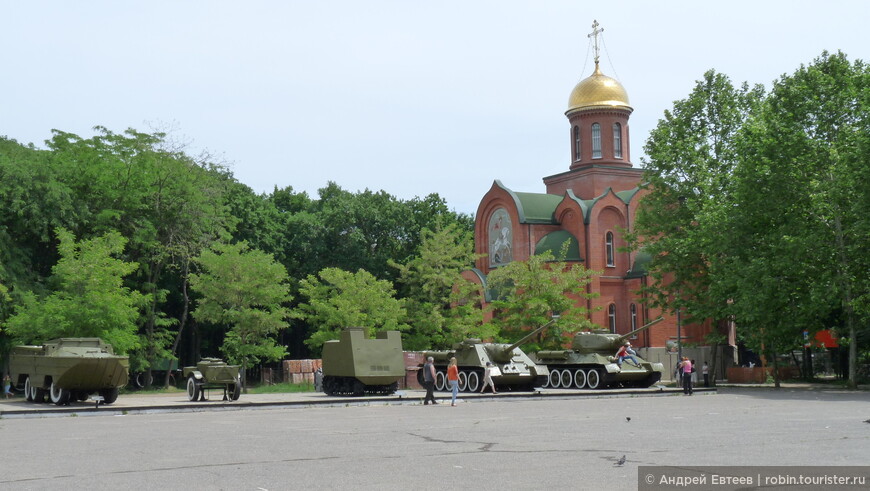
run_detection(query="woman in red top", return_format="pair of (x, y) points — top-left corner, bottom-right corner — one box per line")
(447, 357), (459, 406)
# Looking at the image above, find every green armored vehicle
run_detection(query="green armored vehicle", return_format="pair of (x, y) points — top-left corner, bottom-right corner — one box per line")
(9, 338), (129, 405)
(534, 318), (665, 389)
(417, 321), (552, 392)
(321, 328), (405, 396)
(183, 358), (242, 401)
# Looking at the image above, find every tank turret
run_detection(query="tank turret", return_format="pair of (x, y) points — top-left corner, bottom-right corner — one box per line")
(572, 317), (664, 353)
(533, 317), (666, 389)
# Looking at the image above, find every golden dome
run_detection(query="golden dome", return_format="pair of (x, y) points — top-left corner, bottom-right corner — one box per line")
(567, 63), (632, 113)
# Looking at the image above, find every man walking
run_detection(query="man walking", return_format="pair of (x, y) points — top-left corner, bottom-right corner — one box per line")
(423, 356), (438, 405)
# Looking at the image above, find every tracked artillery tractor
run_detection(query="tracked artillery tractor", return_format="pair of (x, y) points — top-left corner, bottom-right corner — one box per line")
(321, 328), (406, 396)
(418, 321), (553, 393)
(9, 338), (129, 406)
(183, 358), (242, 401)
(533, 317), (665, 389)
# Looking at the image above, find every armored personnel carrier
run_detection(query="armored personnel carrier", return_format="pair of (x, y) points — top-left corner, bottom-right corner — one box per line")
(9, 338), (129, 405)
(533, 318), (664, 389)
(182, 358), (242, 401)
(417, 321), (552, 392)
(321, 328), (405, 396)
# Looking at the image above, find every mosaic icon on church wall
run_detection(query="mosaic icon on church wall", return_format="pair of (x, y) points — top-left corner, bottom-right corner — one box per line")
(488, 208), (513, 267)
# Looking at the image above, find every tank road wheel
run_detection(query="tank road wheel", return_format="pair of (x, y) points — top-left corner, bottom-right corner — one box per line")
(573, 369), (587, 389)
(548, 370), (561, 389)
(50, 382), (71, 405)
(186, 375), (201, 402)
(559, 369), (573, 389)
(465, 372), (480, 392)
(24, 377), (34, 402)
(100, 387), (119, 404)
(435, 371), (447, 391)
(586, 369), (601, 389)
(457, 372), (467, 392)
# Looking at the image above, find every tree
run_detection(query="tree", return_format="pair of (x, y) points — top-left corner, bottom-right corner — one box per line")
(4, 228), (144, 354)
(392, 222), (489, 350)
(628, 70), (764, 325)
(189, 242), (291, 388)
(485, 249), (598, 351)
(725, 52), (869, 387)
(296, 267), (409, 355)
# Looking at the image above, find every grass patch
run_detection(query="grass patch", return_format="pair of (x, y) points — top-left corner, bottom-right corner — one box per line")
(246, 382), (316, 394)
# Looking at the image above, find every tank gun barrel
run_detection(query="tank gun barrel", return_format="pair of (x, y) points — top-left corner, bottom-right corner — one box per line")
(504, 318), (559, 354)
(616, 317), (663, 344)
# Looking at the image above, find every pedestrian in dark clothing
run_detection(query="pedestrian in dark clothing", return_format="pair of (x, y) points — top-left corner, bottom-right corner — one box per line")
(423, 357), (438, 405)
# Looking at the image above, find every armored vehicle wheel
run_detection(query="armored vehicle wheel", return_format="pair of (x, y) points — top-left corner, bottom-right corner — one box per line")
(228, 381), (241, 401)
(34, 388), (47, 403)
(457, 372), (467, 391)
(559, 369), (573, 388)
(547, 370), (561, 388)
(50, 382), (71, 405)
(586, 369), (601, 389)
(73, 391), (89, 402)
(100, 387), (119, 404)
(573, 369), (587, 389)
(186, 375), (201, 402)
(435, 371), (447, 391)
(24, 376), (34, 402)
(465, 371), (480, 392)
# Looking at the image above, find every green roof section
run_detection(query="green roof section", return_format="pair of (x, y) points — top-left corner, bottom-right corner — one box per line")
(535, 231), (583, 261)
(494, 181), (560, 224)
(625, 249), (652, 278)
(615, 187), (641, 204)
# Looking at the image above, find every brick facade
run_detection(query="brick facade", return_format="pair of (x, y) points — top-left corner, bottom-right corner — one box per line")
(466, 62), (711, 350)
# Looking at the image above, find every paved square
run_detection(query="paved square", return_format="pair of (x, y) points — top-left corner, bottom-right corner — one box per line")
(1, 388), (867, 490)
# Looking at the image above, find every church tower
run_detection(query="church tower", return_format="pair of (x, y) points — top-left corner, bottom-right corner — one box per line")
(543, 20), (641, 199)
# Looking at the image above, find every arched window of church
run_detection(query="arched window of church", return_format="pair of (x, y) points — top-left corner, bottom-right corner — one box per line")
(605, 231), (615, 267)
(608, 304), (616, 333)
(630, 303), (637, 332)
(573, 125), (581, 161)
(591, 123), (602, 159)
(613, 123), (622, 159)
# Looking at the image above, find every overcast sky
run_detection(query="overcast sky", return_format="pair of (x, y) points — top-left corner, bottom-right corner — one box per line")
(3, 1), (867, 215)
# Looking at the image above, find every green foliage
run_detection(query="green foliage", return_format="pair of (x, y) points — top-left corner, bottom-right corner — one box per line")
(189, 242), (291, 369)
(392, 222), (489, 350)
(631, 52), (869, 387)
(296, 267), (409, 355)
(4, 228), (144, 354)
(485, 248), (598, 351)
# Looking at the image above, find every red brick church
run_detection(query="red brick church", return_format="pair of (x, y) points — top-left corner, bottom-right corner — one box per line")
(463, 23), (714, 364)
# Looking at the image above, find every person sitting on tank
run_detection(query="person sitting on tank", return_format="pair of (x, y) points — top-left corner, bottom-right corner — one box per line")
(615, 342), (641, 368)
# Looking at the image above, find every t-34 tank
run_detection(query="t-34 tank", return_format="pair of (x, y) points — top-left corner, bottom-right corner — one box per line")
(9, 338), (129, 406)
(533, 317), (665, 389)
(183, 358), (242, 401)
(321, 328), (405, 396)
(417, 321), (553, 393)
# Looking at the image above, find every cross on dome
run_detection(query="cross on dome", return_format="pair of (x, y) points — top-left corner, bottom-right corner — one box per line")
(588, 20), (604, 65)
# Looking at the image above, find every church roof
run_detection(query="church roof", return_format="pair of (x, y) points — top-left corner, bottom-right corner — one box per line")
(535, 230), (583, 261)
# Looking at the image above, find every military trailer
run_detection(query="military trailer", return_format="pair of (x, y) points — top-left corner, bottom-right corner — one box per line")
(321, 328), (405, 396)
(417, 321), (552, 392)
(533, 317), (665, 389)
(9, 338), (129, 406)
(182, 358), (242, 401)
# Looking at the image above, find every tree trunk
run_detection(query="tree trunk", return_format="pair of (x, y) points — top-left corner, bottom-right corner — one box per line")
(165, 260), (191, 389)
